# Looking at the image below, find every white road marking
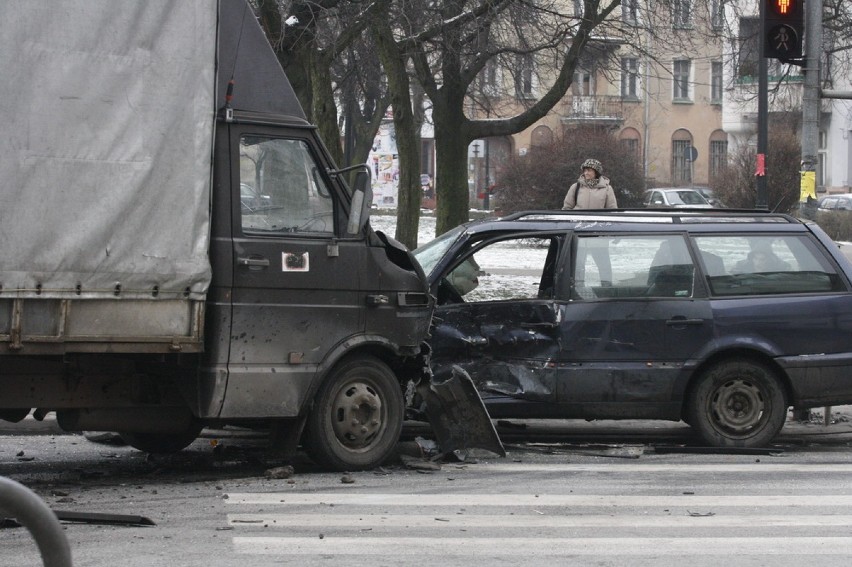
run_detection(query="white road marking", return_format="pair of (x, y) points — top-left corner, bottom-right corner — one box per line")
(227, 493), (852, 507)
(228, 513), (852, 528)
(233, 536), (852, 556)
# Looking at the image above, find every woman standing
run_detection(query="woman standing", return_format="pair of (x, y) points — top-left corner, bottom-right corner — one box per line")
(562, 158), (618, 210)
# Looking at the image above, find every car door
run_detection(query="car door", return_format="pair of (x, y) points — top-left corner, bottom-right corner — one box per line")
(557, 232), (713, 414)
(221, 125), (364, 417)
(429, 234), (565, 403)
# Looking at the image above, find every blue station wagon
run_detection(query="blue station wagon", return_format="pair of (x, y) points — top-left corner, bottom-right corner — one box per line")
(413, 210), (852, 448)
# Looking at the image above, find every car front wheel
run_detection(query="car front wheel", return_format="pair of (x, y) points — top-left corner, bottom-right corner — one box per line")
(686, 359), (787, 448)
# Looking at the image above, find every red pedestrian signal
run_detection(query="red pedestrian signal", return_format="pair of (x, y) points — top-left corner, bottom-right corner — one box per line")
(764, 0), (804, 61)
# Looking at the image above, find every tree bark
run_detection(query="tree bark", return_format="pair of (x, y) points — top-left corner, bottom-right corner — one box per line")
(370, 10), (422, 249)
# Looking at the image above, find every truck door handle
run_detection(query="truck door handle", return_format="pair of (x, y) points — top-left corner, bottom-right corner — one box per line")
(237, 256), (270, 268)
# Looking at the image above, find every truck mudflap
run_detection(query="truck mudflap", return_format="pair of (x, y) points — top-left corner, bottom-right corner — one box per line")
(416, 365), (505, 458)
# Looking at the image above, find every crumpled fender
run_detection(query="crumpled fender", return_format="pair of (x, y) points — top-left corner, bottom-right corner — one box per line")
(416, 364), (505, 458)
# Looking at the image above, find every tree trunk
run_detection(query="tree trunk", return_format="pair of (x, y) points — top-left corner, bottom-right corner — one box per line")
(310, 50), (344, 166)
(371, 13), (421, 249)
(434, 119), (472, 236)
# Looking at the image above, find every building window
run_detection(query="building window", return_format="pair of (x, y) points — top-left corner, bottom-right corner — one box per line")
(673, 0), (692, 28)
(709, 131), (728, 182)
(671, 130), (693, 185)
(622, 0), (638, 25)
(711, 0), (724, 31)
(481, 59), (499, 96)
(711, 61), (723, 103)
(738, 17), (759, 78)
(621, 58), (639, 99)
(619, 128), (642, 161)
(515, 54), (534, 98)
(673, 59), (691, 101)
(573, 69), (594, 96)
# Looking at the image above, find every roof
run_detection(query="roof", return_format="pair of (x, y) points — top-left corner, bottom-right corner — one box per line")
(454, 210), (810, 236)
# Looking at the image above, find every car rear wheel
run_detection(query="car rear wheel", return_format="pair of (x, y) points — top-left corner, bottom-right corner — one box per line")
(304, 355), (403, 471)
(686, 359), (787, 448)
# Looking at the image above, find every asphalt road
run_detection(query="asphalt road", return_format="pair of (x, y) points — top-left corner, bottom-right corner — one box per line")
(2, 410), (852, 567)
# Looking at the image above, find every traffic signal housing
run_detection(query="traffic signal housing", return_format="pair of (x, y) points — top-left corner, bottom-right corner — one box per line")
(764, 0), (804, 61)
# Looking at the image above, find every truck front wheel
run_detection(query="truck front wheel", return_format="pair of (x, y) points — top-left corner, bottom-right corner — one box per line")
(304, 355), (403, 471)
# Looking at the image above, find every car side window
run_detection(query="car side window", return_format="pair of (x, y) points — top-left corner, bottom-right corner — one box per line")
(437, 236), (558, 304)
(692, 235), (846, 295)
(573, 235), (695, 299)
(239, 136), (334, 235)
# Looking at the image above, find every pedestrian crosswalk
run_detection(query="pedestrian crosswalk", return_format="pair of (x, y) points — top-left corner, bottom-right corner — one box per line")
(225, 463), (852, 563)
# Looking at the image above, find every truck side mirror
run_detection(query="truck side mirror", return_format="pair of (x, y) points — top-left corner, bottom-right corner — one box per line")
(346, 170), (372, 235)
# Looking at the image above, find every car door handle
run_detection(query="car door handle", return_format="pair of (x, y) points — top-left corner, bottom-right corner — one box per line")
(665, 317), (704, 327)
(237, 256), (270, 268)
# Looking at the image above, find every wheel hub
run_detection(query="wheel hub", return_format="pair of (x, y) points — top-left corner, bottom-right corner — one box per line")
(711, 379), (765, 433)
(331, 383), (383, 449)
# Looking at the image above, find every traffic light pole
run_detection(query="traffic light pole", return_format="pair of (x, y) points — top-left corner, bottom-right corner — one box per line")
(756, 2), (768, 210)
(799, 0), (822, 218)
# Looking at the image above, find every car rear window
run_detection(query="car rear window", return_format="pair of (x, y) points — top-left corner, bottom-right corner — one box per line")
(692, 235), (846, 295)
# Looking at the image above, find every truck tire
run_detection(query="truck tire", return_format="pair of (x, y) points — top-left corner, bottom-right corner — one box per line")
(686, 359), (787, 448)
(120, 423), (203, 454)
(304, 355), (403, 471)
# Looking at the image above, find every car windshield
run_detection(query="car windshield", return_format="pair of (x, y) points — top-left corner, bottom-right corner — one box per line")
(671, 190), (708, 205)
(412, 224), (467, 278)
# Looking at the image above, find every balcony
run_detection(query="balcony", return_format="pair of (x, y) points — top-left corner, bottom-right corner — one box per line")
(561, 95), (624, 126)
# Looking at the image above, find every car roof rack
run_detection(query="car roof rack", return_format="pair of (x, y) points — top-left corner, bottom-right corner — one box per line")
(497, 209), (797, 224)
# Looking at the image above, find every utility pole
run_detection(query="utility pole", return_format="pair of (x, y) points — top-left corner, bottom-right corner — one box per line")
(756, 2), (769, 210)
(799, 0), (822, 218)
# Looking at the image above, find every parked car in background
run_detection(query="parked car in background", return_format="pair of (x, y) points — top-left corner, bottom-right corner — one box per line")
(413, 209), (852, 448)
(644, 188), (713, 208)
(695, 186), (725, 207)
(818, 194), (852, 212)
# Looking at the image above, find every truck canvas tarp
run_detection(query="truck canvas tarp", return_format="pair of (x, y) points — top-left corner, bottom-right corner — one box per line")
(0, 1), (303, 349)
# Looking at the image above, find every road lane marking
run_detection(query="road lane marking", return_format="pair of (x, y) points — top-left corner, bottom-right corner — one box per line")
(233, 536), (852, 556)
(228, 513), (852, 528)
(455, 463), (852, 473)
(227, 493), (852, 507)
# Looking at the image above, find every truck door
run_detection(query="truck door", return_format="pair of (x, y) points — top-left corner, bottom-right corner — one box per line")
(221, 126), (364, 418)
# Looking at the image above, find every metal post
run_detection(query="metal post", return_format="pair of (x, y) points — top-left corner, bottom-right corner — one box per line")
(0, 476), (72, 567)
(799, 0), (822, 218)
(756, 1), (769, 210)
(483, 138), (490, 210)
(802, 0), (825, 420)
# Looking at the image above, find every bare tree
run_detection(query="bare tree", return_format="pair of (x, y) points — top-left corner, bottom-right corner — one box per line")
(256, 0), (387, 170)
(495, 126), (646, 213)
(710, 115), (802, 213)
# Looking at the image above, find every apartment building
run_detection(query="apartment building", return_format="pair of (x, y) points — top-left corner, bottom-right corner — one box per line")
(471, 0), (849, 197)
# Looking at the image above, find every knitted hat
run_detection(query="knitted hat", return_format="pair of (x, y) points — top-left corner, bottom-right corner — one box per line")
(581, 158), (603, 176)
